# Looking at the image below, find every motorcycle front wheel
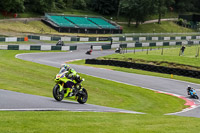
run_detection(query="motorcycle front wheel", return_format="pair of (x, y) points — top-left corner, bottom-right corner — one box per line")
(53, 84), (64, 101)
(77, 88), (88, 104)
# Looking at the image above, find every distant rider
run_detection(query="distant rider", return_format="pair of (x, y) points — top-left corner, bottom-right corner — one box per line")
(187, 85), (196, 96)
(187, 85), (192, 95)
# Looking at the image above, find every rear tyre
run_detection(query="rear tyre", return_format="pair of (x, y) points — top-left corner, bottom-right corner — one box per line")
(77, 88), (88, 104)
(53, 84), (64, 101)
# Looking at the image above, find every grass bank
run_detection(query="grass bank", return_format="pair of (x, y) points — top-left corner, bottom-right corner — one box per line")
(101, 45), (200, 67)
(1, 111), (200, 133)
(0, 50), (186, 114)
(0, 21), (110, 37)
(0, 50), (199, 133)
(0, 20), (195, 37)
(122, 21), (195, 33)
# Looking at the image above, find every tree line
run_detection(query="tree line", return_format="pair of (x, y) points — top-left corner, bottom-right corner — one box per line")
(1, 0), (200, 26)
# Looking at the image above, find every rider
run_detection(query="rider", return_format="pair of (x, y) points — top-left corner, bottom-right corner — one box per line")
(60, 64), (77, 78)
(187, 85), (192, 95)
(187, 85), (196, 96)
(60, 64), (84, 90)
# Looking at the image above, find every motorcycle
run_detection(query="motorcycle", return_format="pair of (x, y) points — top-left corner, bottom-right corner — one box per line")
(86, 49), (92, 55)
(188, 89), (199, 99)
(115, 47), (121, 53)
(53, 68), (88, 104)
(56, 40), (64, 46)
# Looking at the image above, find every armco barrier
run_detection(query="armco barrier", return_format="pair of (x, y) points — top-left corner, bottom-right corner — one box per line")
(0, 37), (28, 42)
(27, 35), (200, 42)
(30, 45), (41, 50)
(70, 46), (77, 50)
(92, 40), (200, 51)
(0, 45), (77, 51)
(8, 45), (19, 50)
(51, 46), (61, 50)
(85, 59), (200, 79)
(102, 44), (111, 50)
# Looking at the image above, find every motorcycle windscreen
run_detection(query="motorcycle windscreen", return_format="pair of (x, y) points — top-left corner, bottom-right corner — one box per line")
(59, 68), (67, 74)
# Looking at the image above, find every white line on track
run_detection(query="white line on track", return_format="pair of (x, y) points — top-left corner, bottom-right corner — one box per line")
(0, 108), (144, 114)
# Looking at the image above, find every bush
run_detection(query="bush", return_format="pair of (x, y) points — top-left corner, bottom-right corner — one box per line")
(73, 0), (87, 10)
(177, 18), (184, 25)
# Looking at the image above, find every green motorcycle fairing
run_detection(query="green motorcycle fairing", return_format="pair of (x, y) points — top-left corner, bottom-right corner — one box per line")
(54, 71), (75, 99)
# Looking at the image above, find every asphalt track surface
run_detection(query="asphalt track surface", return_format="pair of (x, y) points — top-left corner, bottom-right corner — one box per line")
(1, 45), (200, 117)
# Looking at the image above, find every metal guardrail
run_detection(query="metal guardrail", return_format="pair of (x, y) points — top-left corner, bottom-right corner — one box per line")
(112, 32), (200, 37)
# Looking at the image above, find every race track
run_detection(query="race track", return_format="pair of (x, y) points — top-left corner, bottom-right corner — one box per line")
(1, 46), (200, 117)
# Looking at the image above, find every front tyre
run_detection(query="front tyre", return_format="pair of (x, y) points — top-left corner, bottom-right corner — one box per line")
(77, 88), (88, 104)
(53, 84), (64, 101)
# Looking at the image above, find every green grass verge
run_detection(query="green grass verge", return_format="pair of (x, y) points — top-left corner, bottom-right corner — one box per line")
(0, 21), (57, 35)
(0, 21), (110, 37)
(0, 20), (195, 37)
(70, 45), (200, 84)
(1, 111), (200, 133)
(101, 45), (200, 67)
(122, 21), (195, 33)
(0, 50), (187, 114)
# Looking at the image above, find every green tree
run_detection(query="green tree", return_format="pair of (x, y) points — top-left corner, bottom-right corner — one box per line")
(63, 0), (74, 8)
(55, 0), (66, 9)
(116, 0), (121, 20)
(73, 0), (86, 9)
(0, 0), (25, 13)
(174, 0), (194, 12)
(121, 0), (153, 27)
(90, 0), (116, 15)
(24, 0), (55, 13)
(156, 0), (175, 24)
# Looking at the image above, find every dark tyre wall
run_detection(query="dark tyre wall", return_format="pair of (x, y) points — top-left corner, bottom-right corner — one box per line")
(85, 59), (200, 79)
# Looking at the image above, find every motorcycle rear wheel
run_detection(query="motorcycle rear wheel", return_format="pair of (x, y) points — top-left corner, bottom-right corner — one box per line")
(77, 88), (88, 104)
(195, 95), (199, 99)
(53, 84), (64, 101)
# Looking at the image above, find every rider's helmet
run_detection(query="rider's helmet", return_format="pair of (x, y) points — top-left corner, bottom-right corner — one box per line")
(60, 64), (70, 70)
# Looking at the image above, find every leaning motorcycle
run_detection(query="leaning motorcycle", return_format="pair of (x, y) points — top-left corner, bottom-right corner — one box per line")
(53, 68), (88, 104)
(189, 89), (199, 99)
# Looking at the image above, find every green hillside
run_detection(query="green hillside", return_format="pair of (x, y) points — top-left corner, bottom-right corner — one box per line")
(0, 20), (195, 37)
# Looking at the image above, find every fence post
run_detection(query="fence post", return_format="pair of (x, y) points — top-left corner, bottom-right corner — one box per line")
(196, 47), (199, 57)
(161, 47), (164, 55)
